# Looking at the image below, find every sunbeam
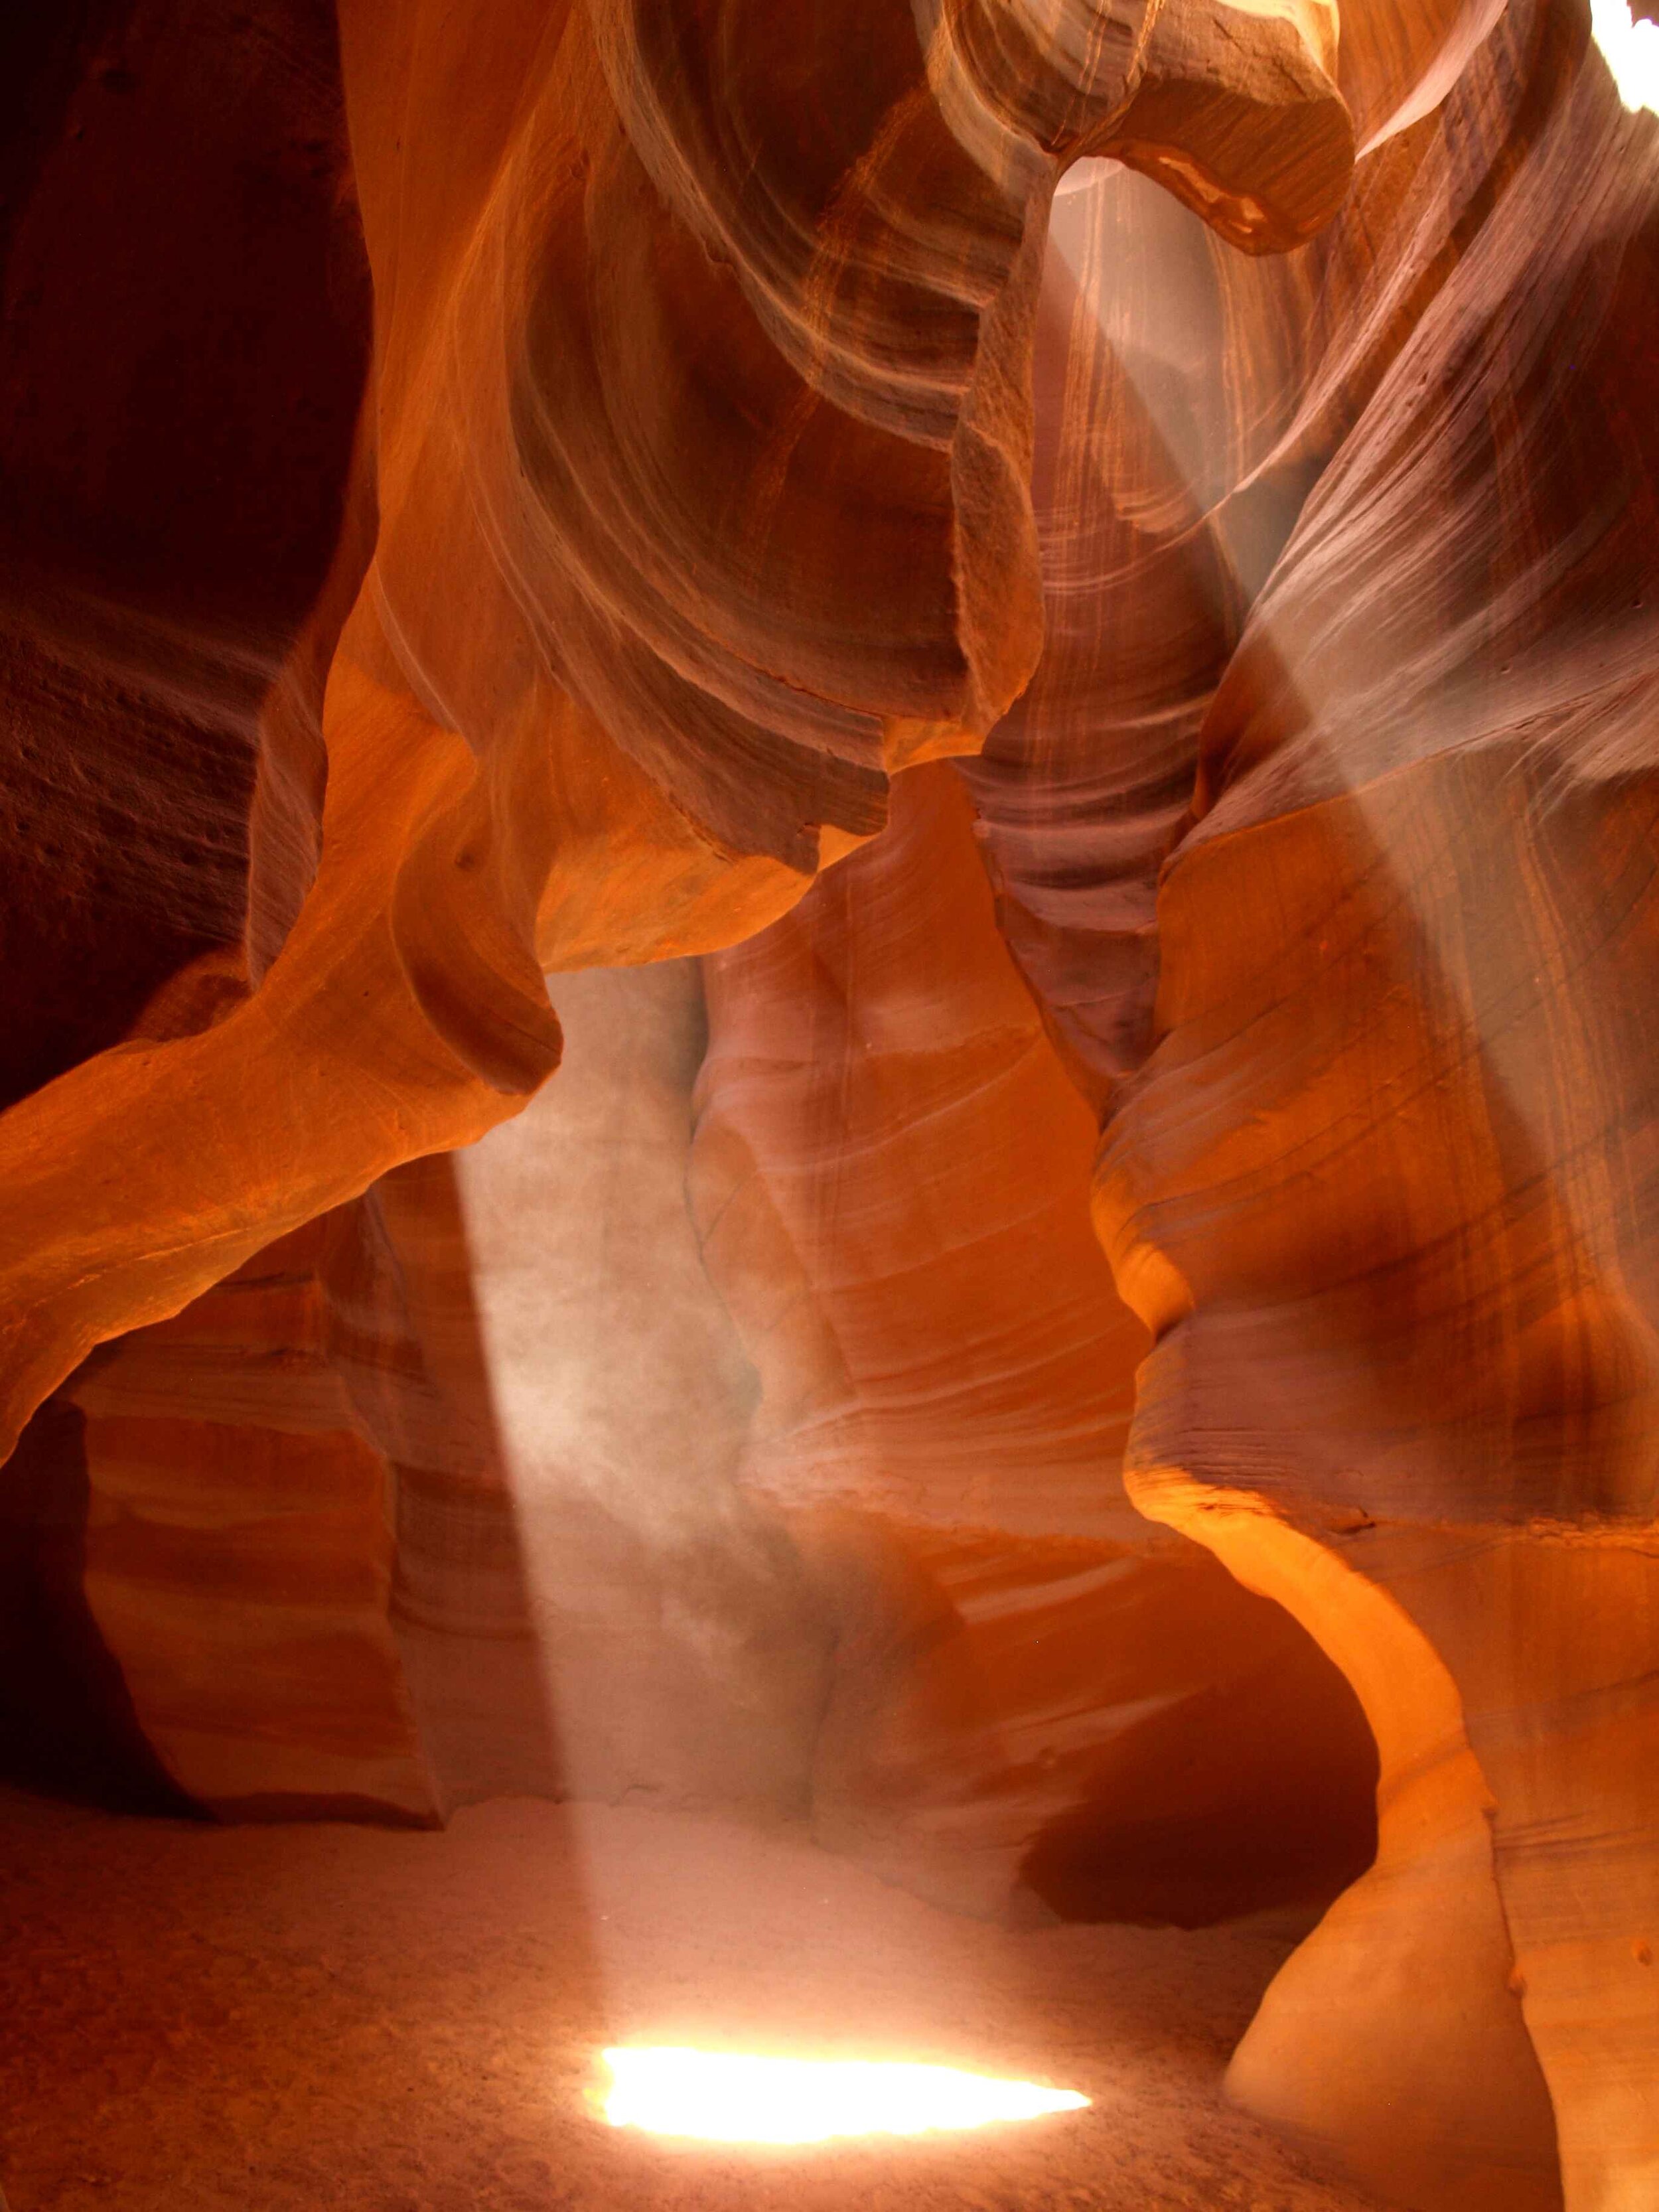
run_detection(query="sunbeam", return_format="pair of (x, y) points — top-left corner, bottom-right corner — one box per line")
(1592, 0), (1659, 111)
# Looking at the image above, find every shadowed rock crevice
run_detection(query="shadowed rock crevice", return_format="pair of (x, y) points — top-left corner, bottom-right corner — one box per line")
(0, 1396), (194, 1816)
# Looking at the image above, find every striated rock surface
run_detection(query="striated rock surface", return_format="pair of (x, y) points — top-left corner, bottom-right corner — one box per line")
(695, 761), (1378, 1921)
(9, 970), (824, 1828)
(966, 9), (1659, 2208)
(0, 0), (369, 1110)
(1, 7), (1655, 2212)
(0, 0), (1354, 1461)
(58, 1215), (435, 1823)
(6, 925), (1374, 1942)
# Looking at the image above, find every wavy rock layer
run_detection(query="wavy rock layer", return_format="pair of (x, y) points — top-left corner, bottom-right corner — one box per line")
(0, 0), (1352, 1463)
(3, 921), (1374, 1943)
(0, 7), (1654, 2212)
(695, 761), (1378, 1921)
(0, 0), (369, 1106)
(61, 1215), (435, 1823)
(972, 11), (1659, 2208)
(9, 975), (822, 1828)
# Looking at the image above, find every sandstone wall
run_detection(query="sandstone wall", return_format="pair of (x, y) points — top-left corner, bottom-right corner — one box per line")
(0, 7), (1654, 2210)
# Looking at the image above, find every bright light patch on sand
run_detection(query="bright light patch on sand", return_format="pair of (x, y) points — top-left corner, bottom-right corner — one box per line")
(1592, 0), (1659, 111)
(599, 2047), (1090, 2144)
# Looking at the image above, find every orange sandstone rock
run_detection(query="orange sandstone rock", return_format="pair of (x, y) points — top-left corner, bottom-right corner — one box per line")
(1068, 7), (1659, 2204)
(1, 8), (1654, 2212)
(0, 0), (1353, 1465)
(62, 1216), (436, 1824)
(695, 761), (1378, 1922)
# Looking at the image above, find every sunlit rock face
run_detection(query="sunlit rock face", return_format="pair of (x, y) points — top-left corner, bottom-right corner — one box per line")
(695, 761), (1377, 1923)
(954, 21), (1659, 2208)
(1, 6), (1656, 2212)
(4, 930), (1372, 1936)
(0, 0), (1358, 1447)
(4, 973), (822, 1827)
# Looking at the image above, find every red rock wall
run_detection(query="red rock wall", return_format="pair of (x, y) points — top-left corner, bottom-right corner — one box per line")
(964, 7), (1659, 2205)
(0, 970), (825, 1830)
(8, 910), (1372, 1942)
(0, 1397), (191, 1812)
(0, 7), (1654, 2210)
(56, 1211), (437, 1822)
(0, 0), (1355, 1461)
(0, 0), (370, 1108)
(695, 761), (1378, 1923)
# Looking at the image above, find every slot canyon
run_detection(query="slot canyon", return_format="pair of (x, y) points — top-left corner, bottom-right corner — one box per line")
(0, 2), (1654, 2208)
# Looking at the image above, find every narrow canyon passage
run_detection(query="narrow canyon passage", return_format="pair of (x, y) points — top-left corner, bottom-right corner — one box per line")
(1, 1), (1655, 2208)
(0, 1789), (1393, 2212)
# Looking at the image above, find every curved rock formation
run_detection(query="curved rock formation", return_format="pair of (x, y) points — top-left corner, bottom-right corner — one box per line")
(0, 0), (1352, 1463)
(967, 7), (1658, 2205)
(2, 7), (1656, 2212)
(0, 0), (369, 1112)
(1139, 50), (1656, 2212)
(25, 970), (831, 1828)
(695, 759), (1377, 1921)
(7, 915), (1374, 1945)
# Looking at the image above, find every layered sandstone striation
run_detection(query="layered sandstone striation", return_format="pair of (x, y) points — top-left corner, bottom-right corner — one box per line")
(0, 0), (369, 1110)
(14, 976), (825, 1830)
(6, 918), (1374, 1944)
(1098, 20), (1657, 2211)
(1, 7), (1656, 2212)
(0, 0), (1355, 1459)
(695, 761), (1376, 1921)
(936, 14), (1658, 2203)
(58, 1215), (435, 1824)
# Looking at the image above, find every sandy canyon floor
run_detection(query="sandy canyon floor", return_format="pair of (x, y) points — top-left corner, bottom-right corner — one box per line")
(0, 1789), (1392, 2212)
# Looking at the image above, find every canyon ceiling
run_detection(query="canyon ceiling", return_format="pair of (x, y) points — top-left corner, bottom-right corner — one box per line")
(0, 3), (1656, 2210)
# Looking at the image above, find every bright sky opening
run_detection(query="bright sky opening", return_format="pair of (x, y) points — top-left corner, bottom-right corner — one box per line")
(1591, 0), (1659, 111)
(599, 2047), (1091, 2144)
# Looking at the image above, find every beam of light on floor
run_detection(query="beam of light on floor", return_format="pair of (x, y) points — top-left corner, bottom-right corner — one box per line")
(1592, 0), (1659, 111)
(598, 2047), (1090, 2143)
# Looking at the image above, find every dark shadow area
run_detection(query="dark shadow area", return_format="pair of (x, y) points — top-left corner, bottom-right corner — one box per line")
(0, 0), (370, 1110)
(1019, 1590), (1379, 1928)
(0, 1395), (196, 1814)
